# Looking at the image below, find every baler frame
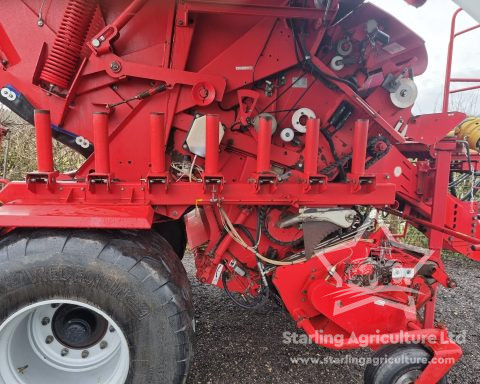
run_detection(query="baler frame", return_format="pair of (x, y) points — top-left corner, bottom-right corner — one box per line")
(0, 1), (478, 383)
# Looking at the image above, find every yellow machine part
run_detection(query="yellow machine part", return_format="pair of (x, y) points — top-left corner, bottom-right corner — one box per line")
(454, 117), (480, 150)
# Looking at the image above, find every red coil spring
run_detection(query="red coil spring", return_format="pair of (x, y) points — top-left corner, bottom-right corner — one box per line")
(40, 0), (97, 89)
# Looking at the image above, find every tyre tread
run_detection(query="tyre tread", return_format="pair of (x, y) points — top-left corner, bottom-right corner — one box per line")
(0, 228), (193, 384)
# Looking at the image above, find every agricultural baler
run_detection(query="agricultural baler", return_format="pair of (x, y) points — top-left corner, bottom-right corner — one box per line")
(0, 0), (478, 383)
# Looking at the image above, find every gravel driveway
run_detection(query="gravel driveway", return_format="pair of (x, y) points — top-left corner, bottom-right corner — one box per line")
(184, 253), (480, 384)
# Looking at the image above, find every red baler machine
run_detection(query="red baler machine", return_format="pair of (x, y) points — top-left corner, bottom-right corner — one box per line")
(0, 1), (478, 383)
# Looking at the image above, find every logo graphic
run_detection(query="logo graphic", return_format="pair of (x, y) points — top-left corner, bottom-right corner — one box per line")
(313, 212), (433, 316)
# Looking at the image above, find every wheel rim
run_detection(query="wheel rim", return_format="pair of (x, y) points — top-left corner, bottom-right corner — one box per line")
(0, 299), (129, 384)
(394, 369), (422, 384)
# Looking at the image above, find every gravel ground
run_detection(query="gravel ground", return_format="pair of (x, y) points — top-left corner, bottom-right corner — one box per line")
(183, 253), (480, 384)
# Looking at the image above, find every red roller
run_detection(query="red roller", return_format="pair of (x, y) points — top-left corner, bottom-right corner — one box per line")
(304, 118), (320, 176)
(256, 116), (272, 174)
(351, 119), (369, 177)
(34, 110), (54, 173)
(150, 112), (166, 174)
(205, 114), (220, 175)
(93, 112), (110, 174)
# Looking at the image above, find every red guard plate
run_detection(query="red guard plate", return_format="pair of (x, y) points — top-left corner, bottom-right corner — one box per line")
(0, 204), (154, 229)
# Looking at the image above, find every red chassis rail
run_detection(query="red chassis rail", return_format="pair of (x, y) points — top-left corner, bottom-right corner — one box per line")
(0, 1), (478, 383)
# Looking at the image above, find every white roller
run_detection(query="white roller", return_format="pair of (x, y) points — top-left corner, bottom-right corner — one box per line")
(280, 128), (295, 142)
(253, 113), (277, 134)
(330, 55), (345, 71)
(291, 108), (316, 133)
(390, 78), (418, 109)
(186, 115), (225, 157)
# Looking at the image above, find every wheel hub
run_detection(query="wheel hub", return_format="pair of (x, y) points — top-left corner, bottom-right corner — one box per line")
(394, 369), (422, 384)
(52, 304), (108, 349)
(0, 299), (129, 384)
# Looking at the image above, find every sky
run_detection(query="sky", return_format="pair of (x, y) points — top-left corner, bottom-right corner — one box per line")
(369, 0), (480, 115)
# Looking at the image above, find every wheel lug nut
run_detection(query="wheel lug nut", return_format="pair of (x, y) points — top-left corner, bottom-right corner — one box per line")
(51, 304), (59, 309)
(109, 326), (115, 333)
(45, 335), (54, 344)
(61, 348), (69, 357)
(100, 341), (108, 349)
(81, 350), (89, 359)
(41, 317), (50, 326)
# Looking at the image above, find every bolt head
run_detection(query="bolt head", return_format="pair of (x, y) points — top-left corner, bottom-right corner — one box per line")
(45, 335), (54, 344)
(41, 317), (50, 326)
(345, 213), (355, 222)
(109, 326), (115, 333)
(37, 19), (44, 27)
(81, 350), (89, 358)
(91, 38), (101, 47)
(100, 341), (108, 349)
(61, 348), (69, 357)
(110, 61), (122, 73)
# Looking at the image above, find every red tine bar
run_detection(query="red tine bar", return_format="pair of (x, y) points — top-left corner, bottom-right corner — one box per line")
(304, 118), (320, 176)
(150, 112), (166, 174)
(93, 112), (111, 174)
(256, 116), (272, 174)
(33, 110), (54, 172)
(205, 114), (220, 175)
(351, 119), (369, 177)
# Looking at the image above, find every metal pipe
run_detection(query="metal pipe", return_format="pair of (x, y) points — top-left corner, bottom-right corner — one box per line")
(443, 8), (462, 113)
(34, 110), (54, 172)
(351, 119), (369, 177)
(386, 208), (480, 246)
(150, 112), (166, 174)
(213, 208), (251, 264)
(256, 116), (272, 174)
(92, 112), (110, 174)
(205, 114), (220, 175)
(304, 118), (320, 176)
(112, 0), (148, 31)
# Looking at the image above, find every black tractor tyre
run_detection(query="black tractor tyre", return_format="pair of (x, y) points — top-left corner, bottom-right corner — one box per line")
(364, 344), (448, 384)
(0, 228), (194, 384)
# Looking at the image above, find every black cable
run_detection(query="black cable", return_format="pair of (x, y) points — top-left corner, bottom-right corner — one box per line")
(215, 222), (270, 310)
(218, 102), (239, 112)
(221, 270), (269, 310)
(277, 77), (318, 128)
(257, 71), (307, 115)
(290, 19), (359, 92)
(210, 224), (255, 256)
(321, 124), (347, 180)
(253, 19), (279, 85)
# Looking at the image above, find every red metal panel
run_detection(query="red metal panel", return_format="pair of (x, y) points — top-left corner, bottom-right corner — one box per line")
(0, 204), (154, 229)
